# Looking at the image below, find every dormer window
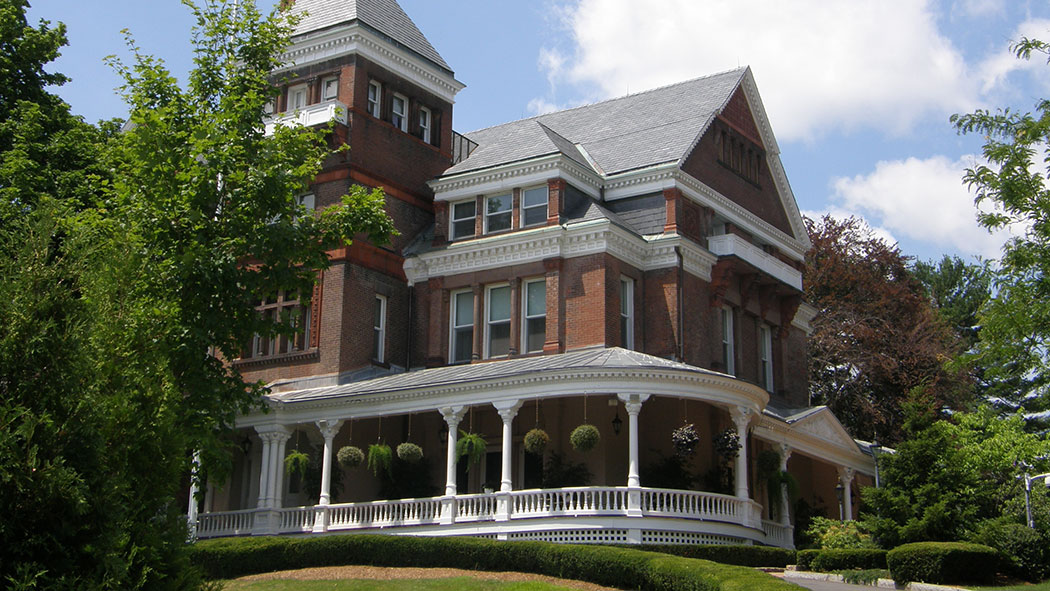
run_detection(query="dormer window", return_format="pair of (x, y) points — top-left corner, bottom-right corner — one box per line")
(322, 76), (338, 101)
(522, 186), (548, 227)
(288, 83), (308, 111)
(485, 193), (512, 233)
(451, 200), (476, 240)
(392, 93), (408, 131)
(367, 80), (382, 118)
(419, 106), (432, 144)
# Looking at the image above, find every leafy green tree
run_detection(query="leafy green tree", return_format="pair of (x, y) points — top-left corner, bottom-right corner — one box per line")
(911, 255), (991, 352)
(952, 38), (1050, 430)
(0, 1), (394, 589)
(805, 215), (971, 443)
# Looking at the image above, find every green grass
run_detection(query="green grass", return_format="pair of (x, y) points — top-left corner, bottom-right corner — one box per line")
(971, 582), (1050, 591)
(222, 578), (587, 590)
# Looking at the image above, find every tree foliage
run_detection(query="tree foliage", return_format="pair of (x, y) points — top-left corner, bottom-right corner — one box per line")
(0, 1), (394, 589)
(805, 215), (971, 443)
(911, 255), (991, 352)
(952, 37), (1050, 429)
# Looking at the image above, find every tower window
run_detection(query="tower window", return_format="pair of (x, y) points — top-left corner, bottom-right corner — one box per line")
(367, 80), (382, 118)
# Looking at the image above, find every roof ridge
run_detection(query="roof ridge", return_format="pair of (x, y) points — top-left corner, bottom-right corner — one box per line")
(462, 66), (748, 136)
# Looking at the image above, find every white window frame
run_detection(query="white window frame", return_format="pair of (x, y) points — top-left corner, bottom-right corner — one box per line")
(721, 306), (735, 376)
(484, 193), (512, 233)
(521, 186), (549, 227)
(392, 93), (408, 131)
(522, 278), (546, 354)
(373, 294), (387, 363)
(485, 284), (511, 359)
(450, 199), (476, 240)
(367, 80), (382, 118)
(288, 83), (308, 112)
(419, 105), (432, 144)
(759, 324), (773, 392)
(620, 277), (634, 350)
(321, 76), (339, 101)
(450, 290), (474, 364)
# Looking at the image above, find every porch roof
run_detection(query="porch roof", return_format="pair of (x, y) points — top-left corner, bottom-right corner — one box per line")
(268, 347), (723, 404)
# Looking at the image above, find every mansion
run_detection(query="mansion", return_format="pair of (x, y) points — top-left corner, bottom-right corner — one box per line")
(189, 0), (877, 548)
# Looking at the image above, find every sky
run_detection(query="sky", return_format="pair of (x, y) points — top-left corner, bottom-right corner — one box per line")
(27, 0), (1050, 263)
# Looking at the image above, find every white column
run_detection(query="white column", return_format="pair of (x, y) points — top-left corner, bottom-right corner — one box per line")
(838, 466), (855, 521)
(271, 430), (290, 509)
(494, 400), (523, 492)
(187, 451), (201, 525)
(315, 419), (344, 505)
(730, 406), (752, 500)
(779, 443), (792, 527)
(440, 406), (466, 496)
(617, 393), (650, 488)
(256, 433), (272, 508)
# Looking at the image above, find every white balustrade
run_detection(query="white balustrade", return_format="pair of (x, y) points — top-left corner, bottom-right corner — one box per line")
(278, 507), (316, 533)
(641, 487), (744, 520)
(196, 508), (254, 537)
(263, 101), (349, 136)
(510, 487), (627, 517)
(328, 496), (443, 530)
(455, 493), (497, 521)
(762, 519), (794, 549)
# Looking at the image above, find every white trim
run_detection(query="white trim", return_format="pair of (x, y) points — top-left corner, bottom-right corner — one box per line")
(721, 306), (735, 376)
(419, 105), (432, 144)
(708, 234), (802, 290)
(758, 324), (773, 393)
(792, 302), (818, 335)
(431, 155), (603, 201)
(392, 92), (408, 132)
(521, 278), (546, 354)
(521, 185), (549, 228)
(367, 80), (382, 118)
(449, 289), (474, 364)
(321, 76), (339, 101)
(373, 294), (387, 363)
(484, 283), (511, 359)
(483, 193), (512, 234)
(287, 83), (308, 112)
(280, 22), (464, 104)
(449, 199), (476, 241)
(620, 277), (634, 350)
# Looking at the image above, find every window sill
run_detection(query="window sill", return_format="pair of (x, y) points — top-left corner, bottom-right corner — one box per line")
(234, 348), (320, 368)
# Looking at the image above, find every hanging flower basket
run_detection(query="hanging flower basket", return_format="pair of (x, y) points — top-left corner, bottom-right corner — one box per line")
(524, 428), (550, 455)
(570, 424), (600, 452)
(713, 428), (741, 462)
(672, 423), (700, 457)
(336, 445), (365, 468)
(397, 442), (424, 463)
(284, 450), (310, 478)
(367, 443), (393, 478)
(456, 431), (486, 471)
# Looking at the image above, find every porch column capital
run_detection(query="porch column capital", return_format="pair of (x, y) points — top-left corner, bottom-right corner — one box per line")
(440, 405), (466, 428)
(315, 419), (343, 441)
(837, 466), (855, 483)
(494, 399), (523, 421)
(778, 443), (792, 470)
(730, 405), (753, 430)
(838, 466), (855, 521)
(617, 393), (650, 415)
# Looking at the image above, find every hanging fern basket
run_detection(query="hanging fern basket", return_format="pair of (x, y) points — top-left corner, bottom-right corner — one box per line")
(284, 450), (310, 478)
(456, 431), (486, 470)
(524, 428), (550, 455)
(671, 423), (701, 457)
(367, 443), (393, 478)
(336, 445), (364, 468)
(570, 424), (600, 452)
(397, 442), (424, 463)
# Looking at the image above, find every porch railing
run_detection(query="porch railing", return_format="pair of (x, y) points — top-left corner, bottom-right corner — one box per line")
(197, 486), (787, 547)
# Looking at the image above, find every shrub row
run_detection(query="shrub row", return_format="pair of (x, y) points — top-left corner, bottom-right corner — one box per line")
(887, 542), (999, 586)
(190, 535), (800, 590)
(636, 544), (796, 567)
(795, 548), (886, 572)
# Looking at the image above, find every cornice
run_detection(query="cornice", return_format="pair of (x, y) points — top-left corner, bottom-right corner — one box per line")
(752, 414), (874, 475)
(429, 155), (603, 201)
(404, 221), (716, 285)
(279, 23), (464, 104)
(791, 302), (818, 335)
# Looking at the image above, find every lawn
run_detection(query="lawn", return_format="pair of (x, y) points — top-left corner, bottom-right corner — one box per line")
(222, 578), (590, 590)
(971, 583), (1050, 591)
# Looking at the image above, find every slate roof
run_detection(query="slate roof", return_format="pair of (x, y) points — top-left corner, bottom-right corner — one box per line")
(444, 68), (746, 177)
(286, 0), (452, 72)
(270, 347), (721, 404)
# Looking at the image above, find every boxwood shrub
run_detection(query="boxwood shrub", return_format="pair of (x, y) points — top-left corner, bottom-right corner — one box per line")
(886, 542), (999, 586)
(795, 549), (819, 571)
(636, 544), (796, 567)
(190, 535), (800, 590)
(809, 549), (886, 572)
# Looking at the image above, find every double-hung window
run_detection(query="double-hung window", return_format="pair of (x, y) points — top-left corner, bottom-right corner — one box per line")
(451, 200), (476, 240)
(392, 93), (408, 131)
(522, 279), (546, 353)
(486, 285), (511, 358)
(485, 193), (512, 233)
(759, 324), (773, 392)
(288, 83), (308, 111)
(248, 290), (311, 359)
(419, 106), (432, 144)
(373, 294), (387, 363)
(367, 80), (382, 118)
(721, 306), (735, 375)
(322, 76), (338, 101)
(620, 277), (634, 349)
(522, 186), (548, 227)
(450, 290), (474, 364)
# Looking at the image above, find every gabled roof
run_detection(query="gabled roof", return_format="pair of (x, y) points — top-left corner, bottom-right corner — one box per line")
(286, 0), (451, 72)
(444, 68), (746, 177)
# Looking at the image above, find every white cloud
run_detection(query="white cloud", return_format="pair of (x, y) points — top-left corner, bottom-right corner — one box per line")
(536, 0), (979, 142)
(976, 18), (1050, 96)
(526, 97), (561, 116)
(952, 0), (1004, 18)
(828, 155), (1012, 258)
(801, 208), (899, 249)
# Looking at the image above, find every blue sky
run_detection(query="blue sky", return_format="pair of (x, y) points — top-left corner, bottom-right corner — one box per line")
(28, 0), (1050, 263)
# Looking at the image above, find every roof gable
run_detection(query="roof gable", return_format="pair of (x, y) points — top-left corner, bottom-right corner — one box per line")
(286, 0), (451, 72)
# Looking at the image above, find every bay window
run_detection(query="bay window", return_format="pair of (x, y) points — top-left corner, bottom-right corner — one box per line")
(485, 193), (512, 233)
(522, 186), (548, 227)
(451, 200), (476, 240)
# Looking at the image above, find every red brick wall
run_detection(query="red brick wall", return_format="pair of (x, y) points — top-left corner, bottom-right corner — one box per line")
(643, 267), (678, 358)
(563, 254), (610, 350)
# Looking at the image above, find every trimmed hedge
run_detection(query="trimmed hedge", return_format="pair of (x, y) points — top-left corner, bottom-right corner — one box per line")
(636, 544), (796, 567)
(190, 535), (800, 590)
(887, 542), (999, 586)
(795, 549), (819, 571)
(810, 549), (886, 572)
